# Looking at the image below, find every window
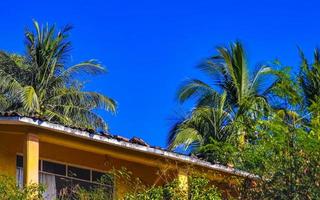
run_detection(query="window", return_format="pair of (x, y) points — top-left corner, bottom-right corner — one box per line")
(39, 160), (114, 199)
(16, 155), (23, 168)
(92, 170), (105, 182)
(16, 155), (23, 188)
(42, 160), (66, 176)
(16, 155), (114, 199)
(92, 170), (113, 185)
(67, 166), (90, 181)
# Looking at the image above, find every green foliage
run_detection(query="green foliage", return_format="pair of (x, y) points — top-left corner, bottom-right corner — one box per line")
(189, 177), (221, 200)
(0, 20), (116, 131)
(197, 112), (320, 199)
(71, 186), (112, 200)
(197, 138), (238, 166)
(57, 167), (222, 200)
(169, 93), (235, 150)
(299, 48), (320, 106)
(269, 66), (302, 107)
(238, 114), (320, 199)
(0, 175), (44, 200)
(170, 45), (320, 199)
(169, 41), (277, 151)
(124, 186), (164, 200)
(124, 177), (221, 200)
(59, 174), (113, 200)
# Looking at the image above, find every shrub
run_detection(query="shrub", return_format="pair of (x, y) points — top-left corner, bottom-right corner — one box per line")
(123, 176), (222, 200)
(0, 175), (44, 200)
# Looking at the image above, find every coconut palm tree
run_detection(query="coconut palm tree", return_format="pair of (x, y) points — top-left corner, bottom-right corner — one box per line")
(168, 92), (236, 150)
(169, 41), (275, 150)
(299, 48), (320, 107)
(0, 21), (116, 131)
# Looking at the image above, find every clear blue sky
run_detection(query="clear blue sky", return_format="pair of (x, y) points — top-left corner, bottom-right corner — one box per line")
(1, 0), (319, 148)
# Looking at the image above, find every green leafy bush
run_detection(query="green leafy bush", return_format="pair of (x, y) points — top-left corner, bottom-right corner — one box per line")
(0, 175), (44, 200)
(59, 174), (114, 200)
(123, 176), (222, 200)
(66, 167), (222, 200)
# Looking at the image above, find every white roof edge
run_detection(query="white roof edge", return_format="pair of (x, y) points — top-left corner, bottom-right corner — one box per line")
(0, 116), (259, 180)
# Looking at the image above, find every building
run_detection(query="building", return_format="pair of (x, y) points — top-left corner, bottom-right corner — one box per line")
(0, 113), (257, 199)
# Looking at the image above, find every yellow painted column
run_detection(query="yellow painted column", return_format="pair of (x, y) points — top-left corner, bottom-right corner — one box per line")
(178, 170), (189, 199)
(23, 133), (39, 185)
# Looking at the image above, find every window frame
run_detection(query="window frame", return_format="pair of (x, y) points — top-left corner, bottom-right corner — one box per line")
(16, 154), (114, 192)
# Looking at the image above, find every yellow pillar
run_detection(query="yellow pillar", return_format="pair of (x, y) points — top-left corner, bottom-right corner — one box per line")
(23, 133), (39, 185)
(178, 170), (189, 199)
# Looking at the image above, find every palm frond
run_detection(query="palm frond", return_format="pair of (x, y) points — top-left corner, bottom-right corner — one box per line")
(168, 126), (202, 150)
(170, 41), (277, 152)
(48, 90), (117, 113)
(54, 60), (106, 83)
(250, 65), (273, 94)
(169, 92), (235, 151)
(177, 79), (217, 103)
(0, 20), (116, 131)
(20, 86), (39, 113)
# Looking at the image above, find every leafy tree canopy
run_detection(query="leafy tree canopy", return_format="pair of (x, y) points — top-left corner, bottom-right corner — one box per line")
(0, 20), (117, 131)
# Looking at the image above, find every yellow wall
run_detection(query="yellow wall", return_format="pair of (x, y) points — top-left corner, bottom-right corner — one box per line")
(0, 133), (23, 176)
(0, 129), (172, 199)
(0, 124), (243, 199)
(40, 141), (186, 199)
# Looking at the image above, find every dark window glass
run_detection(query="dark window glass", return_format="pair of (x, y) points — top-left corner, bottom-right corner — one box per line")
(92, 171), (113, 185)
(16, 155), (23, 168)
(92, 171), (104, 182)
(67, 166), (90, 181)
(42, 160), (66, 176)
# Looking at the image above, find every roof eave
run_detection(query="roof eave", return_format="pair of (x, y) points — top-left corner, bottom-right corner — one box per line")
(0, 116), (259, 180)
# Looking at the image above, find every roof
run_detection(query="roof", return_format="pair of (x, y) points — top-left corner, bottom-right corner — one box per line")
(0, 112), (259, 180)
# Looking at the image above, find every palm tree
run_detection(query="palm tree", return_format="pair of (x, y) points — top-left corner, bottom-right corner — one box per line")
(169, 41), (275, 150)
(299, 48), (320, 107)
(0, 20), (116, 131)
(169, 92), (236, 150)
